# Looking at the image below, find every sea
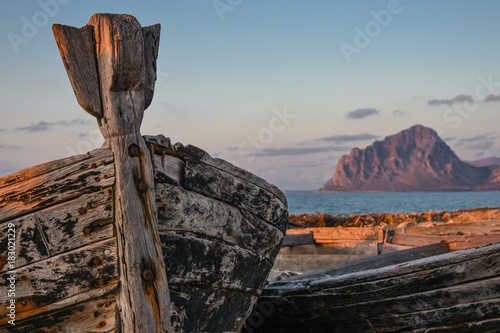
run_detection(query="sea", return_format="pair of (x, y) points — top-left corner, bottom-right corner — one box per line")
(285, 192), (500, 215)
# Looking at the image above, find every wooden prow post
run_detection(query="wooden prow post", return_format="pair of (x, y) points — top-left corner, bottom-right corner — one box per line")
(53, 14), (172, 333)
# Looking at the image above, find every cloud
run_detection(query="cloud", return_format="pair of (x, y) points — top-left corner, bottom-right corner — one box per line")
(288, 160), (331, 168)
(0, 144), (21, 149)
(316, 133), (379, 143)
(393, 110), (407, 117)
(346, 108), (379, 119)
(484, 94), (500, 102)
(15, 118), (90, 132)
(427, 94), (473, 106)
(457, 133), (497, 151)
(251, 146), (349, 157)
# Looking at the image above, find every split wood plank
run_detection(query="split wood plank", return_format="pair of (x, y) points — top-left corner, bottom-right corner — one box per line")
(156, 183), (283, 260)
(184, 157), (288, 232)
(0, 187), (114, 272)
(0, 238), (118, 326)
(0, 148), (114, 224)
(52, 24), (102, 118)
(390, 231), (500, 251)
(0, 293), (116, 333)
(0, 147), (110, 190)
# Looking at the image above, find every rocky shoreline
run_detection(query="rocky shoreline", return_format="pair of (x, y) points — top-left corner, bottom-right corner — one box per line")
(289, 207), (500, 229)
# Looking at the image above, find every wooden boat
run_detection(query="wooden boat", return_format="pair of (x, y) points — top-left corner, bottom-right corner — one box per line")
(0, 14), (287, 333)
(248, 240), (500, 332)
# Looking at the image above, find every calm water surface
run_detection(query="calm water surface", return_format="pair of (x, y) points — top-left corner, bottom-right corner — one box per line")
(285, 192), (500, 215)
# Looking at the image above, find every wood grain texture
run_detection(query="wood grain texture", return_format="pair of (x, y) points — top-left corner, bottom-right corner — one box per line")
(0, 149), (114, 223)
(160, 232), (270, 332)
(156, 183), (283, 260)
(177, 144), (287, 205)
(52, 24), (103, 118)
(0, 148), (109, 189)
(86, 13), (171, 332)
(184, 157), (288, 232)
(0, 293), (117, 333)
(0, 188), (114, 272)
(251, 242), (500, 332)
(170, 285), (257, 333)
(0, 238), (118, 326)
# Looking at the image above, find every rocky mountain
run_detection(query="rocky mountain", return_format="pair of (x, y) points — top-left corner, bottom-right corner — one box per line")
(320, 125), (500, 192)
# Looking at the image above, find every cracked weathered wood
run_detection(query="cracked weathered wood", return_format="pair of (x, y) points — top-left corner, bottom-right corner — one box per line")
(0, 188), (114, 272)
(156, 183), (283, 260)
(52, 24), (102, 118)
(0, 293), (117, 333)
(184, 157), (288, 232)
(0, 238), (118, 328)
(53, 13), (171, 332)
(0, 148), (114, 223)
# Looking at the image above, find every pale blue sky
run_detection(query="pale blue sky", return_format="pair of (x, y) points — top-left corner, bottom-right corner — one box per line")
(1, 0), (499, 190)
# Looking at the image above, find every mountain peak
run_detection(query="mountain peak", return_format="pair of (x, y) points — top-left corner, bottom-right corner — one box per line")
(319, 125), (500, 192)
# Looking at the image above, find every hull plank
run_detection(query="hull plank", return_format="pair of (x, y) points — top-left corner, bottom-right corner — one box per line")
(1, 293), (116, 333)
(156, 183), (283, 260)
(184, 157), (287, 232)
(0, 238), (118, 327)
(0, 149), (114, 223)
(0, 188), (114, 272)
(169, 284), (257, 333)
(0, 147), (110, 190)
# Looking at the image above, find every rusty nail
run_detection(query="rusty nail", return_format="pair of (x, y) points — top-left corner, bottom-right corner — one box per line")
(98, 321), (106, 328)
(95, 177), (101, 182)
(142, 269), (155, 282)
(91, 162), (98, 169)
(20, 275), (28, 282)
(79, 207), (88, 215)
(20, 300), (27, 306)
(128, 143), (141, 157)
(83, 227), (92, 235)
(92, 257), (102, 266)
(137, 180), (148, 193)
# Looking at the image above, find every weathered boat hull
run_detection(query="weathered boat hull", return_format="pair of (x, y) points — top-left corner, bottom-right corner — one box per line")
(248, 241), (500, 333)
(0, 139), (287, 332)
(150, 138), (287, 331)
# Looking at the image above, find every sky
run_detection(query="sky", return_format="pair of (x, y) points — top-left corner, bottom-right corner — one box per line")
(1, 0), (499, 190)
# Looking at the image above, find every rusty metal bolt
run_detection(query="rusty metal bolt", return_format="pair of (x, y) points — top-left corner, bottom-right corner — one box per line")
(98, 321), (107, 328)
(142, 269), (155, 282)
(83, 227), (92, 236)
(128, 143), (141, 157)
(92, 257), (102, 266)
(78, 207), (88, 215)
(20, 300), (27, 306)
(137, 180), (148, 193)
